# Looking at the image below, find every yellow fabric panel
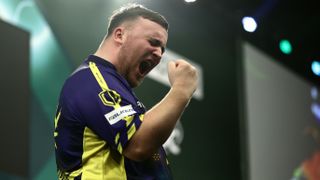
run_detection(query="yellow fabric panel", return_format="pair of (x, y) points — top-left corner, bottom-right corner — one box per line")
(54, 110), (61, 149)
(127, 123), (136, 141)
(115, 133), (120, 145)
(54, 110), (61, 129)
(82, 127), (127, 180)
(57, 168), (82, 180)
(117, 143), (123, 155)
(89, 62), (110, 90)
(89, 61), (121, 109)
(139, 114), (145, 121)
(124, 115), (135, 127)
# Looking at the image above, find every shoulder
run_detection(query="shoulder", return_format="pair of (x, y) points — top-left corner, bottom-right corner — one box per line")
(60, 61), (133, 102)
(62, 64), (97, 95)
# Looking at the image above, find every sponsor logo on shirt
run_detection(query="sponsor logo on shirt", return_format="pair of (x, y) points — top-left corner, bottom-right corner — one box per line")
(137, 101), (145, 109)
(104, 105), (136, 125)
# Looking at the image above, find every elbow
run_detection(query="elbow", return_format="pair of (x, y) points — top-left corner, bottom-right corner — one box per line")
(123, 145), (155, 162)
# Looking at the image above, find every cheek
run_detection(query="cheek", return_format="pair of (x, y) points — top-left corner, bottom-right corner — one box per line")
(135, 41), (150, 52)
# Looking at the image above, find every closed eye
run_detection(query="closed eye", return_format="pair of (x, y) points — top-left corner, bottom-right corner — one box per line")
(149, 39), (165, 54)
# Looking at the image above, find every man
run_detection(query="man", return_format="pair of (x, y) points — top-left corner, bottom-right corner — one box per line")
(54, 3), (198, 180)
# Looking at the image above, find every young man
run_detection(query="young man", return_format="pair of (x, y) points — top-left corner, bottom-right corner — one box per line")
(54, 3), (198, 180)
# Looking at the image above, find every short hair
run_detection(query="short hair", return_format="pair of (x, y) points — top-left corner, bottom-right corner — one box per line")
(106, 3), (169, 37)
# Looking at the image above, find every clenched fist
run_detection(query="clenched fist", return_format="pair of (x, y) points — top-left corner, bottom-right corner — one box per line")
(167, 60), (198, 99)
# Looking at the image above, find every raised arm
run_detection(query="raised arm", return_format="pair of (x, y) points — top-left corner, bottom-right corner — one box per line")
(123, 60), (198, 161)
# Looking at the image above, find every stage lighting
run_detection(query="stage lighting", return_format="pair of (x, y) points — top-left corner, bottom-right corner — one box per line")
(184, 0), (197, 3)
(311, 61), (320, 76)
(279, 39), (292, 55)
(242, 16), (257, 33)
(311, 87), (318, 100)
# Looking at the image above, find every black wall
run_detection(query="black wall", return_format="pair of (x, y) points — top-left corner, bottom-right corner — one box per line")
(0, 20), (30, 178)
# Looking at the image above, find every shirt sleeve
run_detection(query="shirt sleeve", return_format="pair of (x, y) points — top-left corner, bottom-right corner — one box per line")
(74, 63), (144, 154)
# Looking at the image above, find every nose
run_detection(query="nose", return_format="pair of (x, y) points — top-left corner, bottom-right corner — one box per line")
(152, 47), (162, 60)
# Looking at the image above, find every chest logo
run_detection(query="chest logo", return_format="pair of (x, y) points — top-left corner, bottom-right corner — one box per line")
(99, 89), (121, 107)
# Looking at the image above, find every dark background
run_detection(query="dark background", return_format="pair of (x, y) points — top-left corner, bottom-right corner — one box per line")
(0, 0), (319, 179)
(0, 19), (29, 178)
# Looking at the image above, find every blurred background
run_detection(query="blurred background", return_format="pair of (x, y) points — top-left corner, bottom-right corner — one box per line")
(0, 0), (319, 179)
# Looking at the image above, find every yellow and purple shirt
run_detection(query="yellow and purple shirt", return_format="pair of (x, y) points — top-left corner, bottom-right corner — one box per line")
(54, 55), (172, 180)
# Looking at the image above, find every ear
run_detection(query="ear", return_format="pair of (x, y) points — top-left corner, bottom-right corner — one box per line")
(113, 27), (125, 44)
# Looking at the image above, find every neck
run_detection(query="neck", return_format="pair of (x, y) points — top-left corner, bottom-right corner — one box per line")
(94, 40), (117, 65)
(94, 39), (124, 75)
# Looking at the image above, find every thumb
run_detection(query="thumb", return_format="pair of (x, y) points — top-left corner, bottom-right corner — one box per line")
(168, 61), (176, 73)
(167, 61), (176, 85)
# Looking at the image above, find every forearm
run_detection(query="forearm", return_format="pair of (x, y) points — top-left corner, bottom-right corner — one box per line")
(123, 60), (198, 161)
(142, 86), (190, 146)
(123, 86), (190, 161)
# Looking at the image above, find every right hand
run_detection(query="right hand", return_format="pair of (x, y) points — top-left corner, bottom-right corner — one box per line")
(168, 60), (198, 98)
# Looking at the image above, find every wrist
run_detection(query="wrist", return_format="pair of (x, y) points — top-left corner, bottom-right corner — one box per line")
(170, 85), (192, 105)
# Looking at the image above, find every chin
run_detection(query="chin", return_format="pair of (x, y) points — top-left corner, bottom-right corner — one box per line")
(128, 79), (143, 88)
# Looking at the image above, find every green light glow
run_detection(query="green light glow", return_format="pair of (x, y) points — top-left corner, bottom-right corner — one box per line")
(279, 39), (292, 55)
(0, 1), (72, 179)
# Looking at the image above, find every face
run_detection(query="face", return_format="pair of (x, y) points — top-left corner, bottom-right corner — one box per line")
(118, 17), (168, 87)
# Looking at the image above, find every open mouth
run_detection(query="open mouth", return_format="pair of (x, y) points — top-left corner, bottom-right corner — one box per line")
(139, 61), (153, 76)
